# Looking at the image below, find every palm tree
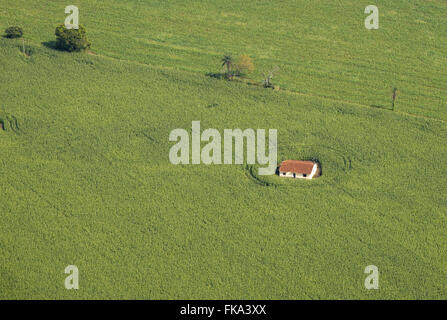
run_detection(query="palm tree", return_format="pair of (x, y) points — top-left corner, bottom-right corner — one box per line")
(221, 55), (233, 79)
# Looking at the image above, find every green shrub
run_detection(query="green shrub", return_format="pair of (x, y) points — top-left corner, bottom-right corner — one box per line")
(55, 24), (91, 52)
(235, 55), (254, 77)
(5, 26), (23, 38)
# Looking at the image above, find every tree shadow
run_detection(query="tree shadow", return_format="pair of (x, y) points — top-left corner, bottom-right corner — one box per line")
(370, 104), (393, 111)
(41, 40), (62, 51)
(205, 72), (224, 79)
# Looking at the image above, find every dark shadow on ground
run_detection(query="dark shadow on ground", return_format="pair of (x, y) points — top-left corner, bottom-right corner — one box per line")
(205, 72), (224, 79)
(370, 104), (393, 111)
(42, 40), (62, 51)
(1, 35), (21, 39)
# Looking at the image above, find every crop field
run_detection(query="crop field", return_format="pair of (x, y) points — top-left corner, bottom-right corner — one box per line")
(0, 0), (446, 299)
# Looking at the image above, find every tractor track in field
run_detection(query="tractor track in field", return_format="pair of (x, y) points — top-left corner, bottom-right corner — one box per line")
(9, 179), (67, 217)
(13, 40), (446, 127)
(244, 142), (355, 187)
(4, 37), (444, 126)
(244, 164), (276, 187)
(85, 50), (447, 126)
(87, 50), (187, 74)
(0, 114), (21, 135)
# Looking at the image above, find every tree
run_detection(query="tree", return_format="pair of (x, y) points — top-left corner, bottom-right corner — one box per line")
(391, 87), (398, 110)
(4, 26), (23, 39)
(55, 24), (90, 52)
(263, 66), (279, 88)
(221, 55), (234, 79)
(235, 54), (254, 77)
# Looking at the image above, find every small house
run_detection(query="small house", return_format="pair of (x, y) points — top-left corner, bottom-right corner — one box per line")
(278, 160), (320, 179)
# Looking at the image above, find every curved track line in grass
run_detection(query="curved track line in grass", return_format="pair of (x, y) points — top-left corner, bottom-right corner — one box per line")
(324, 57), (447, 91)
(134, 129), (157, 143)
(9, 179), (68, 217)
(135, 38), (222, 57)
(87, 50), (195, 74)
(8, 38), (437, 126)
(281, 88), (447, 125)
(7, 115), (20, 134)
(0, 114), (21, 135)
(319, 144), (353, 173)
(244, 143), (354, 187)
(8, 38), (444, 125)
(131, 30), (447, 90)
(282, 142), (355, 173)
(90, 50), (447, 125)
(243, 164), (276, 187)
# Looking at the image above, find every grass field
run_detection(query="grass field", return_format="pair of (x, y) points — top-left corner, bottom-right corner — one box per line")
(0, 0), (446, 299)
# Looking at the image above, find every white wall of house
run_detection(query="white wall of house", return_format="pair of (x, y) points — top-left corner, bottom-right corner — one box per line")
(279, 172), (306, 179)
(308, 164), (318, 179)
(279, 164), (318, 179)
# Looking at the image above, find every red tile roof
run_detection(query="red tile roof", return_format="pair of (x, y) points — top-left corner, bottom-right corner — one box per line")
(279, 160), (315, 174)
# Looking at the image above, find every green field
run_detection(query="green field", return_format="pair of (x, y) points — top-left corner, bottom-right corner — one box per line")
(0, 0), (446, 299)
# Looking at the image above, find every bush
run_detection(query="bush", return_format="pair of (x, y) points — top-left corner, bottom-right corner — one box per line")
(235, 55), (254, 77)
(55, 24), (90, 52)
(5, 26), (23, 39)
